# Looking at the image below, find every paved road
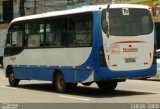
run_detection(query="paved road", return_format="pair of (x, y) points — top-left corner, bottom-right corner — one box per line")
(0, 69), (160, 103)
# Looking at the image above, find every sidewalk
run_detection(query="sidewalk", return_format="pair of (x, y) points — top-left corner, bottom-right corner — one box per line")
(0, 68), (5, 79)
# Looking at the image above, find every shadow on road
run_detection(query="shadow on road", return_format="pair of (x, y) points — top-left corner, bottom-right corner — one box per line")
(145, 79), (160, 82)
(6, 83), (157, 98)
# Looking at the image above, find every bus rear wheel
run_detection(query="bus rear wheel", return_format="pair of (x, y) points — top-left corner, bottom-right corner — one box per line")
(54, 72), (77, 93)
(55, 72), (66, 93)
(8, 68), (20, 87)
(97, 81), (118, 92)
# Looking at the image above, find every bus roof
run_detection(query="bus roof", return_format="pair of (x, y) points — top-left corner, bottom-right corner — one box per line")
(11, 4), (150, 23)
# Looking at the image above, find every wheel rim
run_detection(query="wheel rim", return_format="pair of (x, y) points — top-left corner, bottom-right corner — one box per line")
(9, 73), (14, 83)
(56, 74), (65, 91)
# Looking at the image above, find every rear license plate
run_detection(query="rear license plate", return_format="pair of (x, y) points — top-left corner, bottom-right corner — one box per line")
(125, 58), (136, 63)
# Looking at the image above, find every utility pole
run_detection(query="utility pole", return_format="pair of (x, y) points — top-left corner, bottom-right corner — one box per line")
(20, 0), (25, 16)
(34, 0), (36, 14)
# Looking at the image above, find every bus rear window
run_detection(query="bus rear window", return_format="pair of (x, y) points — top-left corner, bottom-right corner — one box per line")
(109, 8), (153, 36)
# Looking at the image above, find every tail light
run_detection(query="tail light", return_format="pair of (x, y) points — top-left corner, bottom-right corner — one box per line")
(99, 47), (107, 67)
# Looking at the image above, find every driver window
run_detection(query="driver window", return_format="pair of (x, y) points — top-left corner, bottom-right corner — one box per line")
(7, 31), (23, 47)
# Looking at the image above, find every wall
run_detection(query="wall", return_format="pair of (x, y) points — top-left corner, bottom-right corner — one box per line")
(24, 0), (67, 15)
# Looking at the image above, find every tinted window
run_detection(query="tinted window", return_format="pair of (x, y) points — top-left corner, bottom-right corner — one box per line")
(46, 12), (93, 48)
(25, 22), (45, 47)
(109, 8), (153, 36)
(6, 23), (24, 47)
(46, 17), (67, 47)
(101, 9), (107, 33)
(6, 31), (23, 47)
(68, 13), (92, 47)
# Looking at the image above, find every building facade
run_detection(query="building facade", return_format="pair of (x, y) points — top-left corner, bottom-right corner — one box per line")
(0, 0), (67, 22)
(0, 0), (20, 23)
(24, 0), (67, 15)
(67, 0), (115, 9)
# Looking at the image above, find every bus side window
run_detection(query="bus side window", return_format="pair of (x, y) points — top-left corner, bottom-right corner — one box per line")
(25, 23), (45, 48)
(68, 13), (92, 47)
(46, 20), (63, 47)
(7, 31), (23, 47)
(28, 34), (40, 47)
(13, 31), (23, 47)
(46, 23), (57, 47)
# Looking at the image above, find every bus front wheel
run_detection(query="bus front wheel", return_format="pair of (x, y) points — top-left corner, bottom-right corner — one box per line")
(97, 81), (118, 92)
(8, 68), (20, 87)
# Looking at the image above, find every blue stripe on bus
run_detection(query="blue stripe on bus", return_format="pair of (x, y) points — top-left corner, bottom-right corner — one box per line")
(13, 64), (157, 82)
(13, 65), (93, 83)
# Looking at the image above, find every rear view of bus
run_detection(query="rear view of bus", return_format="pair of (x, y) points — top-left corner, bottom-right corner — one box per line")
(100, 5), (156, 80)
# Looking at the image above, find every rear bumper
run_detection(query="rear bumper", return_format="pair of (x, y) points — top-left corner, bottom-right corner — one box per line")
(94, 64), (157, 80)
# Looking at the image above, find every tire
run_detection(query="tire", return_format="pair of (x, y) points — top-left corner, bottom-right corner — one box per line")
(0, 61), (3, 68)
(55, 72), (66, 93)
(54, 72), (77, 93)
(97, 81), (118, 92)
(0, 57), (3, 68)
(8, 68), (20, 87)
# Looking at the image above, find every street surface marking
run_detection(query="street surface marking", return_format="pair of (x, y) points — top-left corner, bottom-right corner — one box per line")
(59, 94), (90, 101)
(0, 85), (18, 90)
(131, 89), (160, 94)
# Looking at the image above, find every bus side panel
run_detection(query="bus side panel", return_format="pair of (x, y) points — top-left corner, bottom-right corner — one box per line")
(91, 11), (103, 70)
(75, 69), (93, 82)
(90, 11), (105, 81)
(13, 66), (92, 83)
(62, 68), (93, 83)
(13, 66), (54, 81)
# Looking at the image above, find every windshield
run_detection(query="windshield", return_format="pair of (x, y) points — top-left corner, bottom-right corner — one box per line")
(102, 8), (153, 36)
